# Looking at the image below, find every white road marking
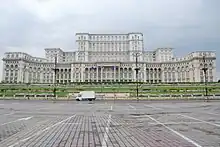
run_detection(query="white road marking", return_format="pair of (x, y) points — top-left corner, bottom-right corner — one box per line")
(204, 112), (220, 116)
(128, 104), (136, 110)
(110, 105), (113, 110)
(36, 108), (49, 111)
(178, 114), (220, 127)
(0, 112), (14, 116)
(4, 112), (14, 116)
(0, 116), (33, 126)
(9, 114), (76, 147)
(147, 115), (202, 147)
(126, 104), (217, 146)
(144, 104), (162, 110)
(101, 114), (112, 147)
(19, 116), (33, 121)
(148, 121), (220, 125)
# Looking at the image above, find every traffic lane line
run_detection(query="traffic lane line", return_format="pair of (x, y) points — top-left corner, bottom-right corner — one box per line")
(128, 104), (136, 110)
(0, 112), (14, 116)
(0, 116), (33, 126)
(8, 114), (76, 147)
(101, 105), (113, 147)
(8, 104), (95, 147)
(101, 114), (112, 147)
(146, 115), (202, 147)
(148, 121), (220, 125)
(178, 114), (220, 127)
(144, 104), (163, 110)
(4, 112), (15, 116)
(128, 104), (202, 147)
(203, 112), (220, 116)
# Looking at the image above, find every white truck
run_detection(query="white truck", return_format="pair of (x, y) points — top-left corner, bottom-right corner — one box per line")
(75, 91), (96, 101)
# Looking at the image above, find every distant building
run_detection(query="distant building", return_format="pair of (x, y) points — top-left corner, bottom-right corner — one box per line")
(2, 33), (217, 84)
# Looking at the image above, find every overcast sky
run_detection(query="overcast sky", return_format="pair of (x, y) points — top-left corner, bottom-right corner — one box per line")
(0, 0), (219, 80)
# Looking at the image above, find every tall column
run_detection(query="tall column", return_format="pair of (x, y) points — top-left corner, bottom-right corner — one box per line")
(175, 71), (178, 83)
(213, 68), (216, 82)
(161, 71), (164, 83)
(152, 70), (155, 83)
(140, 72), (143, 82)
(81, 67), (84, 82)
(118, 66), (121, 82)
(105, 68), (107, 81)
(143, 68), (146, 82)
(194, 62), (200, 82)
(154, 70), (157, 83)
(88, 69), (91, 82)
(70, 64), (74, 83)
(96, 67), (98, 82)
(2, 64), (5, 82)
(101, 67), (103, 82)
(122, 68), (125, 81)
(213, 60), (217, 82)
(26, 70), (28, 83)
(154, 70), (156, 83)
(157, 71), (160, 82)
(72, 69), (76, 83)
(123, 68), (126, 81)
(84, 69), (87, 82)
(92, 69), (94, 82)
(159, 70), (162, 82)
(133, 67), (136, 82)
(114, 66), (116, 82)
(189, 69), (193, 82)
(8, 70), (11, 82)
(25, 70), (28, 83)
(18, 65), (22, 83)
(146, 70), (149, 82)
(40, 72), (43, 83)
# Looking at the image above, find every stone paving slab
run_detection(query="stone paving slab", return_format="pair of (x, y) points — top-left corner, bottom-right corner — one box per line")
(0, 100), (219, 147)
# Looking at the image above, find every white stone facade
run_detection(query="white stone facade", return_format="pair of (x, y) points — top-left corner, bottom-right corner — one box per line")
(2, 33), (217, 84)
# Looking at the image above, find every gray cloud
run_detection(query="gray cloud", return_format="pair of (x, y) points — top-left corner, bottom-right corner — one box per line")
(0, 0), (219, 80)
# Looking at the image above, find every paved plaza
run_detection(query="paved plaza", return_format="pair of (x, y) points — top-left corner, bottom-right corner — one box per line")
(0, 100), (220, 147)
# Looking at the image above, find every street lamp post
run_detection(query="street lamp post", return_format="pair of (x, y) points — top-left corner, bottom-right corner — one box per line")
(52, 56), (58, 101)
(133, 52), (141, 102)
(202, 56), (208, 101)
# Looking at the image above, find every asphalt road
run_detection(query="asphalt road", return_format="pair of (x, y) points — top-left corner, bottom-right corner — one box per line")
(0, 100), (220, 147)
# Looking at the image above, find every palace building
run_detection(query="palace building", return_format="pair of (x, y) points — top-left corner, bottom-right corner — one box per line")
(2, 32), (217, 84)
